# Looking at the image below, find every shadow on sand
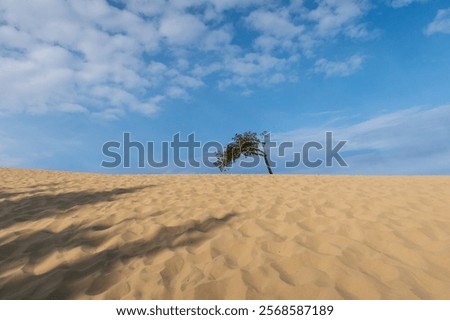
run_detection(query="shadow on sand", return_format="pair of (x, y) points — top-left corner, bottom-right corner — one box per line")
(0, 185), (153, 229)
(0, 183), (237, 299)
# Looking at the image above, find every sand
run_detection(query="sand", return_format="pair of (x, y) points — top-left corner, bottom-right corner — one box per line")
(0, 168), (449, 299)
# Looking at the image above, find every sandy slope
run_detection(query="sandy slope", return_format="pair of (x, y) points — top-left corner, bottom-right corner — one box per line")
(0, 168), (449, 299)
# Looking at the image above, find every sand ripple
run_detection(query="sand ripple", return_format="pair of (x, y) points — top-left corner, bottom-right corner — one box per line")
(1, 169), (450, 299)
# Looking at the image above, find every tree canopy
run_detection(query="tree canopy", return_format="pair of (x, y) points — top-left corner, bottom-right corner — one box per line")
(214, 131), (273, 174)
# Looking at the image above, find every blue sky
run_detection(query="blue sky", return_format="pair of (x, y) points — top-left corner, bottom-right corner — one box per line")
(0, 0), (449, 174)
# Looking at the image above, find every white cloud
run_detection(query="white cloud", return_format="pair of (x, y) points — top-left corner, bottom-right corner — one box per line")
(0, 25), (35, 50)
(245, 8), (307, 53)
(344, 23), (371, 38)
(166, 86), (188, 99)
(246, 9), (304, 39)
(0, 0), (375, 118)
(218, 52), (299, 88)
(388, 0), (429, 8)
(274, 105), (450, 174)
(307, 0), (371, 38)
(0, 0), (164, 117)
(244, 0), (373, 56)
(191, 63), (224, 77)
(124, 0), (167, 16)
(209, 0), (260, 12)
(171, 73), (204, 88)
(92, 108), (126, 121)
(55, 103), (88, 114)
(228, 53), (285, 76)
(425, 8), (450, 35)
(313, 54), (365, 77)
(202, 27), (233, 50)
(159, 13), (207, 45)
(130, 99), (162, 116)
(253, 35), (281, 52)
(338, 105), (450, 174)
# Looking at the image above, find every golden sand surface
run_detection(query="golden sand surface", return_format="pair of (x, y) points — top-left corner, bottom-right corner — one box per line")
(0, 168), (449, 299)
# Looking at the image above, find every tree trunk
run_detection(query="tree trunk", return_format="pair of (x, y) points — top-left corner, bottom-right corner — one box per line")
(262, 152), (273, 174)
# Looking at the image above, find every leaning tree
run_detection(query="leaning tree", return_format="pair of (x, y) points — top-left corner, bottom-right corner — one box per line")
(214, 131), (273, 174)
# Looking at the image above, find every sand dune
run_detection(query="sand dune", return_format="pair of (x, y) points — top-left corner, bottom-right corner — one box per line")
(0, 168), (449, 299)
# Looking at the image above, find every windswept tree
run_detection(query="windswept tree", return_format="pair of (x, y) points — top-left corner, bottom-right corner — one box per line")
(214, 131), (273, 174)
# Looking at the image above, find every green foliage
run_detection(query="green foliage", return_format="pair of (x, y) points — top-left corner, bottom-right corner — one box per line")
(214, 131), (273, 174)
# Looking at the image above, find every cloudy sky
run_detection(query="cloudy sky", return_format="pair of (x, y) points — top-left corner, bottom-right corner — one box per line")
(1, 0), (449, 174)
